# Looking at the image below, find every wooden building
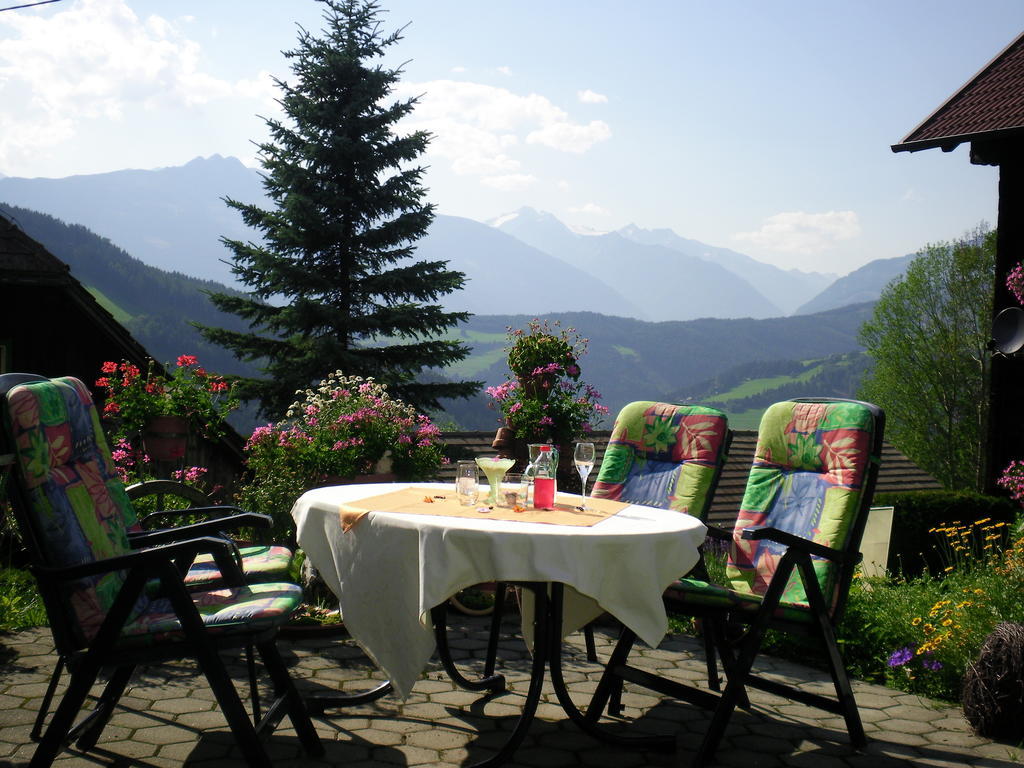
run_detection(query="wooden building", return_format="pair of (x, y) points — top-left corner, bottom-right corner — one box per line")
(892, 29), (1024, 492)
(0, 212), (245, 495)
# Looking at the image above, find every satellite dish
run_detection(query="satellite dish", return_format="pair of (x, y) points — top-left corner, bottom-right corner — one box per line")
(991, 307), (1024, 355)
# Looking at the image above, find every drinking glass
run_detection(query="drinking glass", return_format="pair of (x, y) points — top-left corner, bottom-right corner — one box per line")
(499, 473), (528, 508)
(475, 455), (516, 505)
(574, 442), (596, 509)
(455, 460), (479, 506)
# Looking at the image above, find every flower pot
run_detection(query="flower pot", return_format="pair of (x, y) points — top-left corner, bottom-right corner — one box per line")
(143, 415), (189, 461)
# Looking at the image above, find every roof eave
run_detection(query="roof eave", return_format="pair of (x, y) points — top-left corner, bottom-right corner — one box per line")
(892, 124), (1024, 154)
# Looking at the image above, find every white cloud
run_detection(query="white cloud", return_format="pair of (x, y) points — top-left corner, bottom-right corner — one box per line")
(733, 211), (861, 254)
(527, 120), (611, 153)
(394, 79), (612, 186)
(451, 65), (467, 73)
(480, 173), (537, 191)
(577, 89), (608, 104)
(568, 202), (610, 216)
(0, 0), (261, 172)
(496, 66), (511, 76)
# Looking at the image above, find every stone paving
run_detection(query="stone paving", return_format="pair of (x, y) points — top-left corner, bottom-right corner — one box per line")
(0, 612), (1019, 768)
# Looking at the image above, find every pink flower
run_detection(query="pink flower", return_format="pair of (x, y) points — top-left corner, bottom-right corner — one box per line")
(176, 355), (199, 368)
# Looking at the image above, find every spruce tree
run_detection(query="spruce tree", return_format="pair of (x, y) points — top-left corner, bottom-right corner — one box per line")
(199, 0), (478, 417)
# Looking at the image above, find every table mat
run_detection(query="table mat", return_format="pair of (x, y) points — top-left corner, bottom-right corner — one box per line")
(339, 486), (629, 531)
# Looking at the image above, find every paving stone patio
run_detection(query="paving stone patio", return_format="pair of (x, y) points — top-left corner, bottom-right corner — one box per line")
(0, 613), (1018, 768)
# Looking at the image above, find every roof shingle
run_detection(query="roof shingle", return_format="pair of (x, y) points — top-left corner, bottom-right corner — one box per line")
(893, 30), (1024, 153)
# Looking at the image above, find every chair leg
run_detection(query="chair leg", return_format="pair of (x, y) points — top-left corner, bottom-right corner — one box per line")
(700, 621), (720, 692)
(246, 643), (261, 722)
(584, 621), (598, 662)
(30, 655), (66, 743)
(256, 640), (324, 757)
(73, 664), (135, 750)
(30, 656), (104, 768)
(818, 616), (866, 748)
(586, 626), (638, 721)
(194, 643), (273, 768)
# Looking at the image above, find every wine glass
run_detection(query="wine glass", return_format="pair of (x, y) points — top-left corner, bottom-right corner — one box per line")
(574, 442), (595, 509)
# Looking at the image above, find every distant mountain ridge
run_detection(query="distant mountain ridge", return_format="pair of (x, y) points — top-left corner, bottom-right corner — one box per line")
(615, 222), (836, 315)
(795, 254), (914, 314)
(0, 156), (918, 322)
(492, 207), (790, 320)
(0, 155), (266, 286)
(2, 203), (872, 429)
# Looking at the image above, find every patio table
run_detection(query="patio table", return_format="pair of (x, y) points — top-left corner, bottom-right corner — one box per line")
(291, 481), (706, 766)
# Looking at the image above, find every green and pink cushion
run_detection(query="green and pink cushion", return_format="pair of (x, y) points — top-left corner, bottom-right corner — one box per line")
(592, 401), (728, 517)
(4, 377), (298, 643)
(182, 545), (293, 587)
(118, 581), (303, 647)
(666, 400), (876, 620)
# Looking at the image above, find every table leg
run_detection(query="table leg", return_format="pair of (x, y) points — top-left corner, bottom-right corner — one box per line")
(304, 680), (394, 715)
(431, 603), (506, 693)
(547, 584), (676, 752)
(455, 581), (551, 768)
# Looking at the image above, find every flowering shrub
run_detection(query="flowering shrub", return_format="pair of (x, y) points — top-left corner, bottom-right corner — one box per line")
(871, 518), (1024, 701)
(1007, 262), (1024, 305)
(239, 372), (446, 540)
(487, 320), (607, 445)
(95, 356), (238, 442)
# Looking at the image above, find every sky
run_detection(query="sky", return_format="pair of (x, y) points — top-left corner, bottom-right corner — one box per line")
(0, 0), (1022, 276)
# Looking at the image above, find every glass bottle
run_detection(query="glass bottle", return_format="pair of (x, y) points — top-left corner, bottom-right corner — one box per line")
(532, 444), (556, 509)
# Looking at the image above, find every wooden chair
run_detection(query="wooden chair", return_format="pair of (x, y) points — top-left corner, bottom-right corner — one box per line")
(586, 398), (885, 766)
(0, 374), (322, 767)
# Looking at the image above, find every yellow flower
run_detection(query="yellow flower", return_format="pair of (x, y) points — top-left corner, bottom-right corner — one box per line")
(942, 619), (953, 627)
(912, 617), (922, 626)
(944, 566), (954, 572)
(923, 623), (935, 635)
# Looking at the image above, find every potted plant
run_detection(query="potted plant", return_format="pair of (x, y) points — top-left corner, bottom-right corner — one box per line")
(95, 356), (238, 461)
(239, 371), (446, 542)
(487, 319), (608, 471)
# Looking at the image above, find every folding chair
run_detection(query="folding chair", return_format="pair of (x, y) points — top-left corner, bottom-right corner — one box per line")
(586, 398), (884, 766)
(0, 374), (322, 767)
(483, 401), (730, 673)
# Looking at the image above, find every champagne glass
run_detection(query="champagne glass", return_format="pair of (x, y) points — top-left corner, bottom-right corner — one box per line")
(574, 442), (595, 509)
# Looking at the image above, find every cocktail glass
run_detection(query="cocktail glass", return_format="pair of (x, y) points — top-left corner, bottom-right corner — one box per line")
(475, 456), (515, 505)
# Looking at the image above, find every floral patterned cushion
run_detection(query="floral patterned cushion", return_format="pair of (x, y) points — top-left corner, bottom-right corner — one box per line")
(6, 377), (142, 641)
(591, 401), (728, 518)
(723, 400), (876, 610)
(182, 545), (294, 587)
(118, 581), (303, 646)
(4, 376), (299, 644)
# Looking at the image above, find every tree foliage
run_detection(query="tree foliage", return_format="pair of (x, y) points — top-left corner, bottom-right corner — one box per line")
(858, 226), (995, 490)
(199, 0), (479, 418)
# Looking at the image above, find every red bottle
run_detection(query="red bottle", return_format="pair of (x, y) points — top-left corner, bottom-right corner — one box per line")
(532, 445), (556, 509)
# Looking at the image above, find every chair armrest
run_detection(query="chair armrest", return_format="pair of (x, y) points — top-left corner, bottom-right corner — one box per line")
(128, 513), (274, 546)
(139, 506), (269, 528)
(704, 523), (732, 542)
(34, 536), (239, 581)
(740, 526), (848, 562)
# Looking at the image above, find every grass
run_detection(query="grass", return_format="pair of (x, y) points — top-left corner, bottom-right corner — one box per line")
(0, 568), (47, 632)
(84, 286), (133, 323)
(708, 364), (824, 402)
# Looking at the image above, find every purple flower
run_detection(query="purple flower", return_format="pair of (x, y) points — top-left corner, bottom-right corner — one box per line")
(887, 647), (914, 668)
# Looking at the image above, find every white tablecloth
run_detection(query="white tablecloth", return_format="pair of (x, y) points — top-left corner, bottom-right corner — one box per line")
(291, 482), (706, 699)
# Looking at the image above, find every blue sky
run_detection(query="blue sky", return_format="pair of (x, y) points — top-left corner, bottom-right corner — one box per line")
(1, 0), (1022, 275)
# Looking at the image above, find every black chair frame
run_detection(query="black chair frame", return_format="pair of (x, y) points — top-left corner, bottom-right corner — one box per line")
(583, 398), (884, 767)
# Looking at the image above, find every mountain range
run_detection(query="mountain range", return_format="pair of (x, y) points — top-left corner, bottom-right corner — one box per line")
(0, 155), (912, 322)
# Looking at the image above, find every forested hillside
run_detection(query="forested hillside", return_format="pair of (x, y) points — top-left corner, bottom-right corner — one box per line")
(1, 204), (259, 379)
(4, 204), (873, 431)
